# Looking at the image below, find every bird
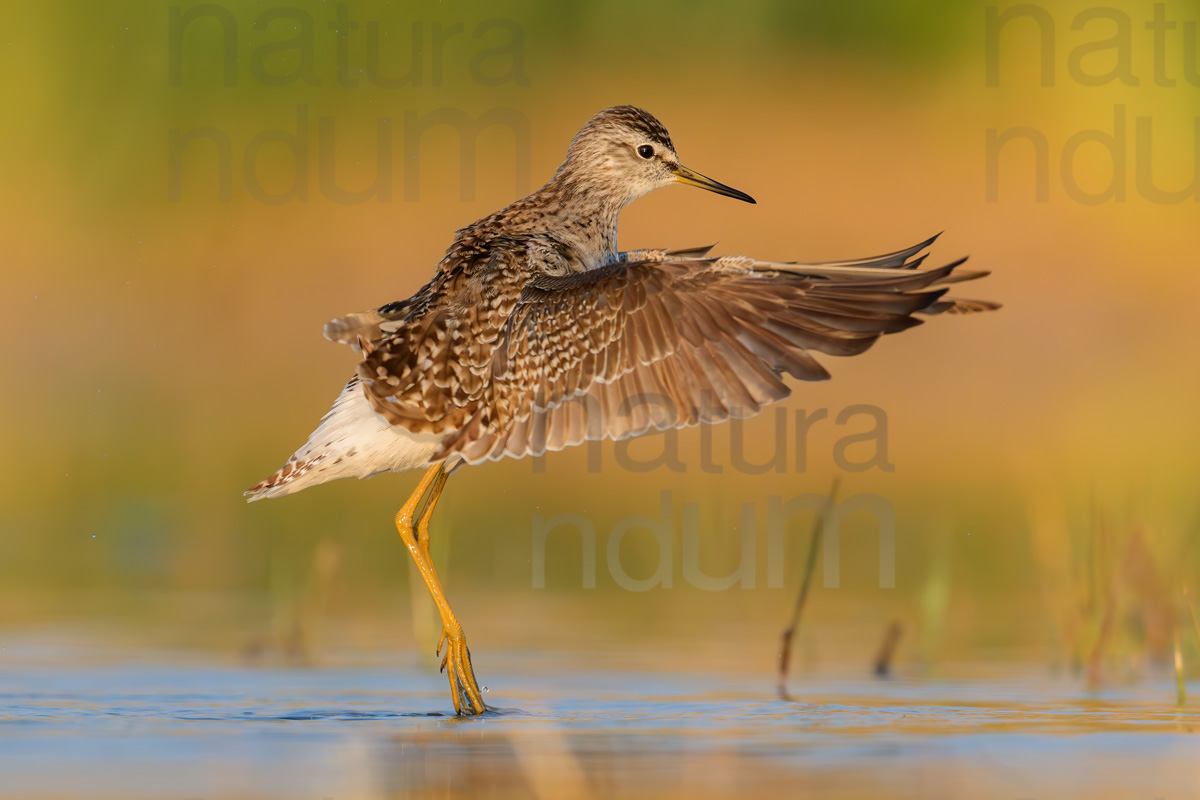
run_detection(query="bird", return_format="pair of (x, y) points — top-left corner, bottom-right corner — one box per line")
(246, 105), (997, 716)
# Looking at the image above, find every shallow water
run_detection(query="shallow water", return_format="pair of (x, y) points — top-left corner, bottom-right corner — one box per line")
(2, 641), (1197, 800)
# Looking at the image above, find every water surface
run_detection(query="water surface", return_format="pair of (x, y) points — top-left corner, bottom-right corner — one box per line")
(2, 641), (1196, 799)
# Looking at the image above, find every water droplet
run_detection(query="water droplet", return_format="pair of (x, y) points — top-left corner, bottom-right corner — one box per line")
(481, 686), (489, 693)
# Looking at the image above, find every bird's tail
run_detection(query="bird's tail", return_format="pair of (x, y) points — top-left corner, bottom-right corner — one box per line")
(244, 378), (370, 502)
(245, 376), (442, 501)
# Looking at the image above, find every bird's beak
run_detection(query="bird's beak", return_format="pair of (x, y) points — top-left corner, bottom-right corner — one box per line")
(670, 164), (756, 204)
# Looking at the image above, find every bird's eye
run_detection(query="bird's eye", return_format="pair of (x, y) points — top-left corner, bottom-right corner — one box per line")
(636, 145), (654, 159)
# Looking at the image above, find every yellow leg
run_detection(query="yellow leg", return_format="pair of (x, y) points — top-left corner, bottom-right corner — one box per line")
(396, 463), (487, 716)
(413, 467), (450, 660)
(415, 466), (449, 573)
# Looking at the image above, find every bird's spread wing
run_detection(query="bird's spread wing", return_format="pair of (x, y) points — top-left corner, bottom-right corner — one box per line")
(432, 236), (996, 464)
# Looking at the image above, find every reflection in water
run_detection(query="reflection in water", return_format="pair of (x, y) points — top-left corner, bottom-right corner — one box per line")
(1, 642), (1197, 799)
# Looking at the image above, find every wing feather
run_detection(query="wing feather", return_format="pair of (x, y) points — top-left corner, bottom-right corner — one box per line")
(431, 238), (991, 463)
(329, 236), (993, 463)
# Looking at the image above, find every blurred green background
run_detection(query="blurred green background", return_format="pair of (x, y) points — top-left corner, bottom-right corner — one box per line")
(2, 0), (1198, 680)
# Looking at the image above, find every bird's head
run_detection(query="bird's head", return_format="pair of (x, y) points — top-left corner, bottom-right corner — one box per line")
(560, 106), (755, 207)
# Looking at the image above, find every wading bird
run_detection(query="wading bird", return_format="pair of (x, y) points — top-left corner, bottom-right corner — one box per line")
(247, 106), (995, 715)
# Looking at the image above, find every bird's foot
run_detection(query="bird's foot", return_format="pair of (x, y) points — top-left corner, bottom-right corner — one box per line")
(437, 629), (487, 716)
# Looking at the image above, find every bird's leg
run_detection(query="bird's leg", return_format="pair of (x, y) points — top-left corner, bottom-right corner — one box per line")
(413, 467), (451, 657)
(414, 466), (487, 715)
(415, 466), (449, 581)
(396, 463), (487, 716)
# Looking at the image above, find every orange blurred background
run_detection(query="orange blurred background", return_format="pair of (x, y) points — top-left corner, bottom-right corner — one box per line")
(1, 0), (1197, 677)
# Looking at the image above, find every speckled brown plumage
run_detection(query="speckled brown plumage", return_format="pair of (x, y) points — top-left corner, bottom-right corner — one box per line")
(249, 106), (996, 499)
